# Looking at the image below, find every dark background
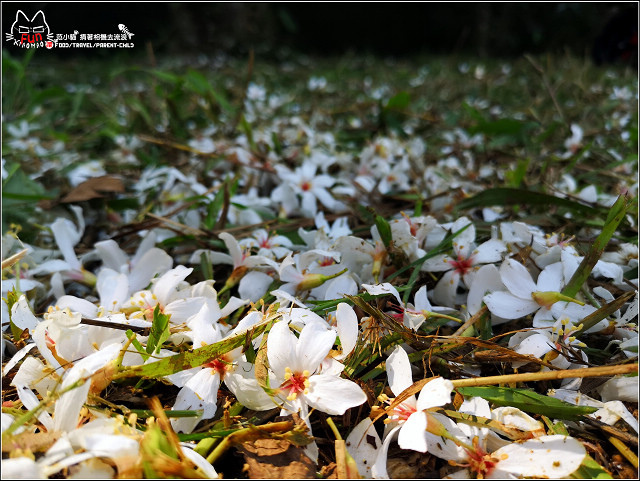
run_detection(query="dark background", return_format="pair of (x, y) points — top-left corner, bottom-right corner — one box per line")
(2, 2), (637, 63)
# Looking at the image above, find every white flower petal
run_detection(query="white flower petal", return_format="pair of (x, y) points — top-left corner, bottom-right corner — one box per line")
(451, 217), (475, 259)
(2, 343), (37, 377)
(218, 232), (244, 268)
(94, 239), (127, 271)
(153, 266), (192, 306)
(494, 435), (585, 478)
(483, 291), (539, 319)
(412, 285), (433, 311)
(371, 425), (401, 479)
(306, 375), (366, 415)
(96, 269), (128, 312)
(1, 457), (44, 479)
(10, 295), (39, 332)
(597, 376), (639, 403)
(467, 264), (503, 315)
(224, 359), (275, 411)
(536, 262), (563, 292)
(296, 322), (336, 373)
(472, 239), (506, 264)
(397, 411), (428, 452)
(500, 259), (536, 299)
(181, 444), (219, 479)
(335, 303), (358, 360)
(513, 333), (555, 359)
(267, 321), (296, 379)
(491, 407), (544, 433)
(55, 295), (99, 318)
(361, 283), (402, 305)
(129, 247), (173, 292)
(386, 346), (414, 397)
(416, 377), (453, 410)
(421, 253), (454, 272)
(345, 418), (382, 479)
(432, 270), (460, 307)
(54, 343), (121, 432)
(323, 275), (358, 301)
(238, 271), (273, 302)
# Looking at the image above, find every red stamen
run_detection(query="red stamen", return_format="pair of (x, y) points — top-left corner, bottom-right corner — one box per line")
(448, 255), (474, 275)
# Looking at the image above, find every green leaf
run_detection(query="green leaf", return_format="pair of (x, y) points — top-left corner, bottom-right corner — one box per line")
(200, 251), (214, 281)
(271, 131), (283, 156)
(572, 455), (614, 479)
(6, 288), (25, 341)
(126, 330), (149, 362)
(505, 158), (530, 188)
(562, 194), (635, 298)
(385, 91), (411, 110)
(455, 386), (598, 420)
(455, 187), (605, 216)
(118, 310), (278, 379)
(374, 214), (392, 248)
(468, 118), (535, 139)
(148, 69), (182, 84)
(185, 69), (211, 96)
(146, 305), (171, 355)
(204, 185), (226, 231)
(239, 116), (256, 151)
(381, 91), (411, 135)
(463, 103), (536, 143)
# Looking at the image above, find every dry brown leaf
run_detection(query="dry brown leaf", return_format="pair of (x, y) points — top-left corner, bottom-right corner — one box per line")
(61, 175), (124, 203)
(386, 448), (437, 479)
(238, 438), (316, 479)
(2, 430), (61, 453)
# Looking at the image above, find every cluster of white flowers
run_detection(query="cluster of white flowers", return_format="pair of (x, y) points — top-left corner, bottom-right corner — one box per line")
(2, 59), (637, 478)
(3, 195), (637, 477)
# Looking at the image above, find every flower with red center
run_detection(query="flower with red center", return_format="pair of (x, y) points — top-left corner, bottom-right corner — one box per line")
(448, 253), (475, 276)
(238, 229), (293, 260)
(202, 355), (233, 379)
(267, 319), (366, 420)
(404, 396), (587, 479)
(300, 180), (312, 192)
(124, 265), (194, 323)
(371, 346), (454, 478)
(422, 217), (506, 307)
(280, 367), (311, 400)
(457, 437), (500, 478)
(266, 319), (367, 462)
(436, 429), (587, 479)
(318, 256), (335, 267)
(401, 212), (419, 237)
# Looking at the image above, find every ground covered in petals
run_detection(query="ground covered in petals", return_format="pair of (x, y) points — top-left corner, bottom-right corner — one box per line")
(2, 50), (638, 479)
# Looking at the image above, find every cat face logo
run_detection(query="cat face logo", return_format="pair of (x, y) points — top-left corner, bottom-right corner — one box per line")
(5, 10), (54, 47)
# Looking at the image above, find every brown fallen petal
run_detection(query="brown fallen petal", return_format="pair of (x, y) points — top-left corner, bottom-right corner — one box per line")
(61, 175), (124, 203)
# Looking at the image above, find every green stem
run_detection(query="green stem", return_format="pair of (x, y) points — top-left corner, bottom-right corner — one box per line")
(326, 417), (343, 440)
(575, 290), (636, 337)
(562, 194), (633, 298)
